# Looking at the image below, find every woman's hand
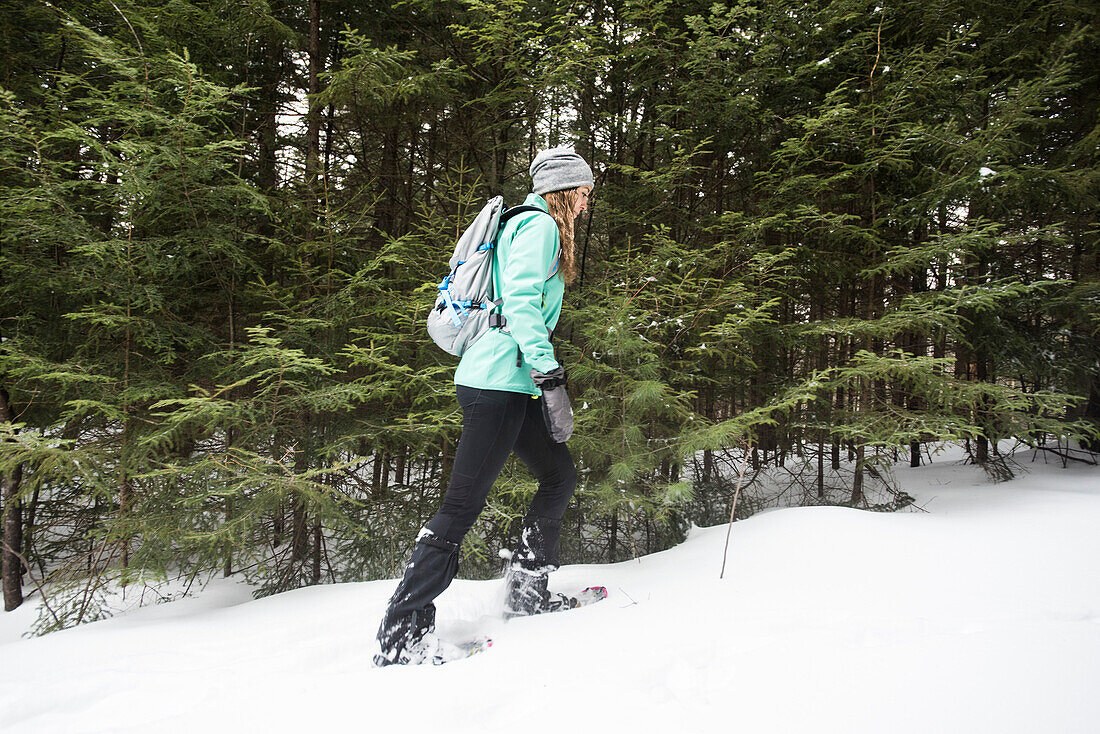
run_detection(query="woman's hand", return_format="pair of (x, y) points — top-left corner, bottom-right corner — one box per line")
(531, 367), (573, 443)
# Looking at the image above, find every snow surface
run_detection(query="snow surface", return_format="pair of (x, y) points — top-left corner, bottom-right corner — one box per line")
(2, 445), (1099, 733)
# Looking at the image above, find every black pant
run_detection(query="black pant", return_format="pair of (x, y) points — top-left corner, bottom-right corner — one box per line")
(378, 386), (577, 654)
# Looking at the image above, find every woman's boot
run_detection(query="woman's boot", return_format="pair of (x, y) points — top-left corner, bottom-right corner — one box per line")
(503, 515), (564, 617)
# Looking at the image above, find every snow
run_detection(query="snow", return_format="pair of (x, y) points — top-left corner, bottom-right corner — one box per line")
(2, 445), (1099, 733)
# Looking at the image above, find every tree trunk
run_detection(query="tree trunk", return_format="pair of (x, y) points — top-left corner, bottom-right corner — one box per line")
(608, 508), (618, 563)
(1083, 379), (1100, 453)
(975, 353), (990, 464)
(304, 0), (322, 188)
(1, 388), (23, 610)
(312, 516), (322, 585)
(817, 440), (825, 498)
(394, 446), (406, 487)
(291, 442), (309, 568)
(372, 450), (385, 498)
(851, 445), (865, 505)
(257, 40), (281, 193)
(21, 483), (39, 575)
(223, 497), (233, 578)
(119, 449), (132, 569)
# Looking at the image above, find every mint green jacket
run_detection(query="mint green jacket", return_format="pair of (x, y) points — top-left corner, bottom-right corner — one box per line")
(453, 194), (564, 395)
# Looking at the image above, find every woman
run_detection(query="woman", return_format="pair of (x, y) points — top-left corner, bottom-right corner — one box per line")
(375, 148), (594, 666)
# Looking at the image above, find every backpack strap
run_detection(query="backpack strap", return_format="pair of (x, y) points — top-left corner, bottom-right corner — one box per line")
(490, 205), (557, 333)
(499, 204), (547, 225)
(501, 206), (559, 280)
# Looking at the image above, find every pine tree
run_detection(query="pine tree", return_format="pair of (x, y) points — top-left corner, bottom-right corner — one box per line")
(1, 0), (1096, 628)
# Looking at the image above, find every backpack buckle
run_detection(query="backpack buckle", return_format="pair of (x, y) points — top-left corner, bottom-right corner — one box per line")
(488, 312), (507, 329)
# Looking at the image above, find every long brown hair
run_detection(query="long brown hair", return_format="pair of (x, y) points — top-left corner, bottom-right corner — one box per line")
(541, 188), (583, 285)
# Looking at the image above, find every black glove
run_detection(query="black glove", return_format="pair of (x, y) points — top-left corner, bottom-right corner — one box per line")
(530, 367), (573, 443)
(530, 366), (567, 389)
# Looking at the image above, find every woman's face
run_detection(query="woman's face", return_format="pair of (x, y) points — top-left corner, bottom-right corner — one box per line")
(572, 185), (592, 220)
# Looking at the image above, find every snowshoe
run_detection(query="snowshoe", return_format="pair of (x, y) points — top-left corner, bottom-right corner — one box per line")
(374, 633), (492, 667)
(504, 567), (608, 618)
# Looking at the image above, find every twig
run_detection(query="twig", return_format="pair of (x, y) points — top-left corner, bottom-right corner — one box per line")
(1026, 443), (1097, 466)
(182, 565), (201, 597)
(106, 1), (148, 109)
(78, 538), (114, 625)
(720, 442), (752, 579)
(321, 529), (337, 584)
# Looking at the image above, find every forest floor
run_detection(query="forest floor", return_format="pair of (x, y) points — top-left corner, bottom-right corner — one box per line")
(2, 444), (1098, 733)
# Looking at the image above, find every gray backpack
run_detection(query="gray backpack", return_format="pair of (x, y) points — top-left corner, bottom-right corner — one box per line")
(427, 196), (548, 357)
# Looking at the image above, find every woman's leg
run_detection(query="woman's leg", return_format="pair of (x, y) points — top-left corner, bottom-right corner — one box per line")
(425, 387), (531, 543)
(509, 395), (578, 573)
(376, 386), (528, 662)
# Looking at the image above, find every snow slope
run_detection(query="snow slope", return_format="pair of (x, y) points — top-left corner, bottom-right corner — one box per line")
(2, 446), (1099, 733)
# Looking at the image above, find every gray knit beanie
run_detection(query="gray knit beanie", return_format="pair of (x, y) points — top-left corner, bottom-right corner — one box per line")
(529, 147), (594, 196)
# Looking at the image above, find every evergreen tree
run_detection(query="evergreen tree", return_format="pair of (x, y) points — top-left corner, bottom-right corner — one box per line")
(0, 0), (1095, 628)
